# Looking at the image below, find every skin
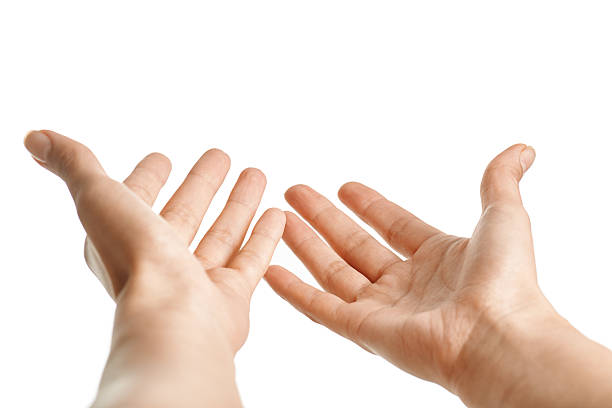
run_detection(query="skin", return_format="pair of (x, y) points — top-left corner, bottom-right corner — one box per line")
(265, 144), (612, 407)
(24, 133), (612, 407)
(24, 130), (286, 407)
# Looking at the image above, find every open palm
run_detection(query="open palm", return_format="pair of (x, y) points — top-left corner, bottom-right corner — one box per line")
(266, 144), (551, 394)
(30, 130), (285, 354)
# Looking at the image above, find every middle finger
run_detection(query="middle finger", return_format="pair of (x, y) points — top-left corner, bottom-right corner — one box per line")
(160, 148), (230, 244)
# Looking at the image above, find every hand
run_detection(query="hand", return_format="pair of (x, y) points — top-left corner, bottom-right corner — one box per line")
(24, 130), (285, 407)
(266, 144), (612, 407)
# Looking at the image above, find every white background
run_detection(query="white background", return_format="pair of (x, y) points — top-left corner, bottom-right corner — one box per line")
(1, 1), (611, 407)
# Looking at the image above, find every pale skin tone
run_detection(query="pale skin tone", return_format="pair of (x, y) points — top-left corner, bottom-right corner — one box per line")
(24, 132), (612, 407)
(24, 130), (286, 407)
(265, 144), (612, 407)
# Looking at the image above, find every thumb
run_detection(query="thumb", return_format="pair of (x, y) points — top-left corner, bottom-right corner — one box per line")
(24, 130), (106, 197)
(480, 144), (536, 210)
(24, 130), (155, 298)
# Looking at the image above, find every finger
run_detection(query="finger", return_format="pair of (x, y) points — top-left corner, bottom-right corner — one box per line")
(227, 208), (286, 295)
(480, 144), (535, 211)
(282, 211), (370, 301)
(160, 149), (230, 244)
(194, 168), (266, 268)
(24, 130), (106, 197)
(265, 265), (352, 338)
(24, 130), (163, 296)
(84, 152), (172, 295)
(285, 185), (401, 281)
(123, 153), (172, 206)
(338, 182), (442, 257)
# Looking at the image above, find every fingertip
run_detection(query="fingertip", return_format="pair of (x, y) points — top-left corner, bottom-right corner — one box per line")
(204, 148), (231, 168)
(264, 265), (292, 286)
(491, 144), (528, 164)
(508, 143), (528, 152)
(265, 264), (282, 276)
(266, 206), (283, 215)
(147, 151), (171, 163)
(146, 152), (172, 172)
(24, 130), (51, 163)
(285, 183), (307, 199)
(481, 143), (534, 209)
(285, 184), (317, 207)
(24, 130), (107, 190)
(241, 167), (267, 185)
(338, 181), (366, 200)
(339, 181), (362, 192)
(24, 130), (36, 145)
(263, 207), (286, 225)
(283, 210), (300, 225)
(520, 146), (536, 172)
(263, 266), (277, 284)
(493, 143), (536, 175)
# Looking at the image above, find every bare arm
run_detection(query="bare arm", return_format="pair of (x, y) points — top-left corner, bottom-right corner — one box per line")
(25, 130), (286, 407)
(266, 144), (612, 407)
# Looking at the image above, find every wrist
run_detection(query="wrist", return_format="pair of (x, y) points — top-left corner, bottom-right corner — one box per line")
(450, 302), (561, 407)
(94, 266), (241, 407)
(95, 304), (240, 407)
(113, 267), (236, 363)
(452, 302), (612, 408)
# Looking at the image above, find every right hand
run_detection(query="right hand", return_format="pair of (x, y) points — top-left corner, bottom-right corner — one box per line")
(266, 144), (612, 407)
(25, 130), (286, 407)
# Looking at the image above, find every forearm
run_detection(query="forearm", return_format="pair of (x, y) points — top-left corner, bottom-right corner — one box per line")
(454, 307), (612, 408)
(92, 283), (242, 408)
(23, 131), (279, 408)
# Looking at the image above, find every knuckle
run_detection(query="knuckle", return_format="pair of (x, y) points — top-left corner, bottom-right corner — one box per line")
(238, 248), (262, 267)
(195, 252), (216, 268)
(56, 145), (80, 177)
(374, 258), (404, 280)
(482, 162), (521, 187)
(311, 204), (335, 227)
(323, 260), (350, 288)
(294, 235), (319, 252)
(339, 230), (371, 258)
(128, 182), (155, 203)
(137, 165), (165, 186)
(55, 143), (96, 182)
(207, 226), (236, 247)
(482, 164), (503, 186)
(163, 201), (201, 230)
(74, 176), (114, 207)
(227, 196), (257, 211)
(251, 229), (276, 244)
(386, 216), (409, 245)
(481, 167), (510, 196)
(482, 202), (528, 221)
(362, 196), (386, 217)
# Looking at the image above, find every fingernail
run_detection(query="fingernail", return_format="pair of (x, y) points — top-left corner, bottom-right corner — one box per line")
(520, 146), (536, 172)
(24, 131), (51, 163)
